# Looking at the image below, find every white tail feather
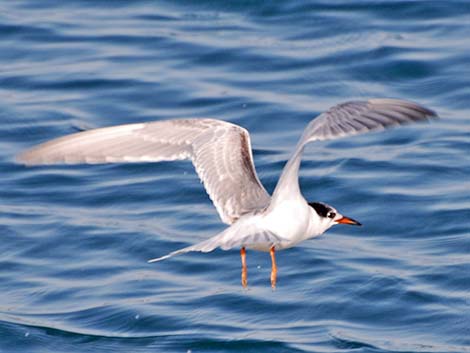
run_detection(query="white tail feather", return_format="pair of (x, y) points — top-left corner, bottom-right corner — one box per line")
(148, 248), (190, 263)
(148, 236), (221, 263)
(148, 218), (285, 263)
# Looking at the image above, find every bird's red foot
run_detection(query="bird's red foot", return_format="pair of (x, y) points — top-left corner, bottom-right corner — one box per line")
(270, 246), (277, 289)
(241, 247), (247, 288)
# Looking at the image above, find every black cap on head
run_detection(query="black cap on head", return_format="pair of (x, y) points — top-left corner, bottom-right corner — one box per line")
(308, 202), (332, 218)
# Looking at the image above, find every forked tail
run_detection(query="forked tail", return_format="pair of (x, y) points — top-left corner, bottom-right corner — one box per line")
(148, 219), (284, 263)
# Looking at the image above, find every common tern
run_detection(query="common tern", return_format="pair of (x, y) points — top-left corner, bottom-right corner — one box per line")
(18, 99), (437, 288)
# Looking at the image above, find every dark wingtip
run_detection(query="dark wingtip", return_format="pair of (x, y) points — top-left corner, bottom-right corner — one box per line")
(369, 98), (439, 121)
(417, 104), (439, 120)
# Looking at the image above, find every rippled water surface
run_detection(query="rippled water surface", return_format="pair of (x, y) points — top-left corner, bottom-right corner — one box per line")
(1, 1), (469, 352)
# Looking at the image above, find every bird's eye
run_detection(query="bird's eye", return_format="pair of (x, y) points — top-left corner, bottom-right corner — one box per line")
(327, 212), (336, 219)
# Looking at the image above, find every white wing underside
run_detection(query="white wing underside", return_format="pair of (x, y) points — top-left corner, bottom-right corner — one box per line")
(18, 119), (271, 224)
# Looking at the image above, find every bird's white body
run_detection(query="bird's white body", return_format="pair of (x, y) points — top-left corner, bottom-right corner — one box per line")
(262, 199), (318, 249)
(228, 198), (317, 252)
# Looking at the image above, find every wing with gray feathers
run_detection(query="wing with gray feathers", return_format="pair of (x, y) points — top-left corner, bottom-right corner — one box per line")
(272, 99), (437, 202)
(300, 98), (437, 143)
(17, 119), (270, 224)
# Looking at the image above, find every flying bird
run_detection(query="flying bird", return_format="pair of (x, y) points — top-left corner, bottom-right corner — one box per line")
(18, 99), (437, 288)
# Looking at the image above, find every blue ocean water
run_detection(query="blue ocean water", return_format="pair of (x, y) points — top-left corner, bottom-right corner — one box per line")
(1, 0), (469, 352)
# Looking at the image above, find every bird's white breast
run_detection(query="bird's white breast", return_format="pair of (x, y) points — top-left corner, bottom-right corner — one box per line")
(262, 198), (312, 246)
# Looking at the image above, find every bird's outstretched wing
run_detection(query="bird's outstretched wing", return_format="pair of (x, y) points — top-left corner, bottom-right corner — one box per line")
(300, 98), (437, 142)
(272, 99), (437, 203)
(17, 119), (270, 224)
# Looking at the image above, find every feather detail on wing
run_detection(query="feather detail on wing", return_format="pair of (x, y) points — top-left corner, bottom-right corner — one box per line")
(271, 99), (437, 203)
(17, 119), (270, 224)
(300, 98), (437, 144)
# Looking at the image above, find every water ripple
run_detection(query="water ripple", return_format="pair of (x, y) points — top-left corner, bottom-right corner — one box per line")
(1, 0), (469, 352)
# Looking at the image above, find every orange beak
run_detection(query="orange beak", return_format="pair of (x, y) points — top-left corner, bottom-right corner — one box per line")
(337, 216), (361, 226)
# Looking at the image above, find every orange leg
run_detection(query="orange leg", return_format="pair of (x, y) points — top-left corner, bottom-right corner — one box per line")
(270, 246), (277, 289)
(241, 247), (247, 288)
